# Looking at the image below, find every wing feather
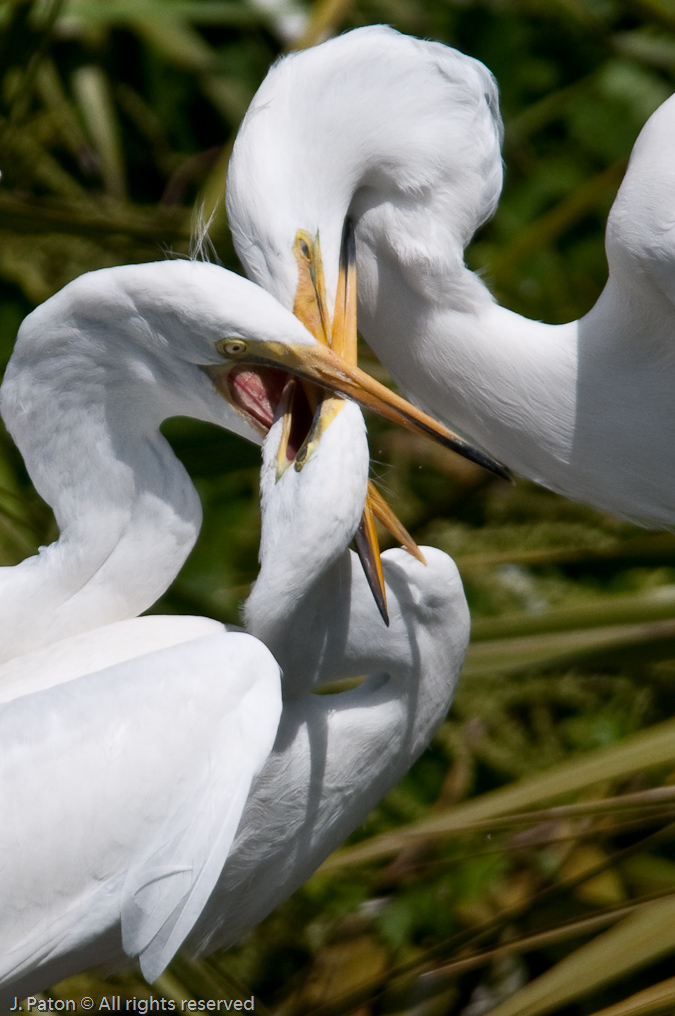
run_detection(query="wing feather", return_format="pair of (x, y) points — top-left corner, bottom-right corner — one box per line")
(122, 669), (279, 980)
(0, 629), (281, 990)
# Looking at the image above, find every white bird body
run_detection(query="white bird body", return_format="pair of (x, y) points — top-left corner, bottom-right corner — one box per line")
(0, 263), (470, 1000)
(0, 613), (223, 703)
(0, 257), (307, 998)
(1, 630), (281, 999)
(189, 400), (469, 955)
(191, 545), (468, 956)
(0, 542), (466, 1001)
(228, 26), (675, 527)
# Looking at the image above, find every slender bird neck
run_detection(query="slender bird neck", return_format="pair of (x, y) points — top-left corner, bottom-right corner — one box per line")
(356, 228), (581, 489)
(244, 402), (370, 672)
(193, 548), (469, 953)
(0, 321), (202, 663)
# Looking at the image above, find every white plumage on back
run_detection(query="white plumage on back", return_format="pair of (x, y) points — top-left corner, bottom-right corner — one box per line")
(1, 632), (281, 988)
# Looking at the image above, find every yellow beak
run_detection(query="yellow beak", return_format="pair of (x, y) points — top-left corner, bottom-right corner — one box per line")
(240, 338), (509, 479)
(287, 222), (423, 626)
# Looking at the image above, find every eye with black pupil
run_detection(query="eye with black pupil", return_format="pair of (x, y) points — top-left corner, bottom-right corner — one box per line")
(300, 241), (310, 258)
(223, 340), (247, 355)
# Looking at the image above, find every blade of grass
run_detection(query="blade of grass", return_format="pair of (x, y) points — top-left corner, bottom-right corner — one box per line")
(0, 193), (193, 243)
(485, 895), (675, 1016)
(131, 15), (216, 72)
(35, 58), (95, 167)
(442, 812), (675, 865)
(61, 1), (258, 26)
(71, 65), (126, 198)
(455, 532), (675, 571)
(464, 618), (675, 677)
(0, 0), (65, 135)
(320, 716), (675, 870)
(401, 787), (675, 835)
(425, 893), (675, 983)
(588, 974), (675, 1016)
(471, 585), (675, 642)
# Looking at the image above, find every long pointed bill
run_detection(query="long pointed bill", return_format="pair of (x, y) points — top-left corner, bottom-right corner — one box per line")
(241, 340), (509, 480)
(292, 222), (418, 620)
(332, 222), (390, 617)
(287, 225), (388, 619)
(366, 481), (426, 565)
(353, 499), (389, 626)
(292, 230), (330, 345)
(331, 218), (358, 363)
(211, 224), (508, 622)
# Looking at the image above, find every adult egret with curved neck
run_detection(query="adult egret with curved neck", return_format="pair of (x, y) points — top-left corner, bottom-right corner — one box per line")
(0, 268), (469, 997)
(228, 26), (675, 527)
(0, 256), (478, 670)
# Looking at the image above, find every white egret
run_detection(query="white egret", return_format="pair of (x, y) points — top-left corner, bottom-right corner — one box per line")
(227, 25), (675, 527)
(0, 255), (473, 671)
(0, 345), (469, 1001)
(0, 256), (469, 999)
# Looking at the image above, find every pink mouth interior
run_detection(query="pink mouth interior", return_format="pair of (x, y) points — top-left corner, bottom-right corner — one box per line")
(227, 366), (316, 462)
(227, 366), (287, 430)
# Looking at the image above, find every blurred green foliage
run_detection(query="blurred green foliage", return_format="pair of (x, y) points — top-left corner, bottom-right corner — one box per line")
(5, 0), (675, 1012)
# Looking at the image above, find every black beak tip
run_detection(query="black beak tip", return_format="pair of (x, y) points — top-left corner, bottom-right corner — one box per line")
(353, 523), (390, 626)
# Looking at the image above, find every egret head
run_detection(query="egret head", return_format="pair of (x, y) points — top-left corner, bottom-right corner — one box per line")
(227, 26), (504, 314)
(137, 259), (502, 475)
(12, 259), (498, 478)
(224, 25), (507, 494)
(9, 258), (493, 626)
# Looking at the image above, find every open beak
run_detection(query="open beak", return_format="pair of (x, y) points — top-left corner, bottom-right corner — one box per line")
(268, 339), (509, 477)
(289, 225), (509, 480)
(208, 222), (507, 624)
(216, 334), (509, 479)
(284, 222), (427, 625)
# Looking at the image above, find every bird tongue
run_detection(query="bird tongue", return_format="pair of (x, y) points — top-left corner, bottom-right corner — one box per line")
(227, 365), (315, 460)
(227, 365), (288, 430)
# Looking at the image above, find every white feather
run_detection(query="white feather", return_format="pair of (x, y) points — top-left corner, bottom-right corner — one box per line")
(228, 26), (675, 527)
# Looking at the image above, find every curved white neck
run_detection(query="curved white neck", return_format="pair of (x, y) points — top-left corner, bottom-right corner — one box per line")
(0, 330), (202, 664)
(207, 390), (471, 955)
(355, 236), (580, 486)
(228, 27), (502, 315)
(244, 401), (370, 674)
(358, 220), (675, 528)
(191, 546), (469, 953)
(230, 31), (675, 528)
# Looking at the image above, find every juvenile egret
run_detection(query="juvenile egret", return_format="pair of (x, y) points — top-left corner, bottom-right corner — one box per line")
(0, 256), (476, 671)
(228, 26), (675, 527)
(0, 357), (469, 1001)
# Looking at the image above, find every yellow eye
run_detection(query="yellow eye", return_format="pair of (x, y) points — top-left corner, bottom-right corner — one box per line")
(220, 339), (248, 356)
